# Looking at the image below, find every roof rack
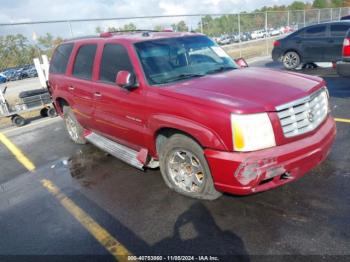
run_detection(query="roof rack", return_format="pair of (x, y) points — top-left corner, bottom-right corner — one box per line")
(64, 35), (99, 42)
(100, 29), (160, 38)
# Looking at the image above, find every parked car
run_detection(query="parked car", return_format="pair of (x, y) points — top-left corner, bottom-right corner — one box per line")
(217, 35), (233, 45)
(0, 73), (7, 83)
(268, 28), (280, 36)
(272, 21), (350, 69)
(337, 29), (350, 77)
(242, 32), (252, 41)
(341, 15), (350, 20)
(49, 31), (336, 200)
(251, 30), (265, 39)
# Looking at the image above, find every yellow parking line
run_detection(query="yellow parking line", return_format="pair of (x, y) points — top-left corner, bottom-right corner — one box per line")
(335, 118), (350, 123)
(41, 179), (134, 262)
(0, 133), (135, 261)
(0, 132), (35, 172)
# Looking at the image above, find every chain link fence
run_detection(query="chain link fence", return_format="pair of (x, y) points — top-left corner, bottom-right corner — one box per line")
(0, 7), (349, 73)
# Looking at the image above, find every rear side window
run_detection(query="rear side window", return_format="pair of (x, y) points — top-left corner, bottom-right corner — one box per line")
(50, 43), (73, 74)
(99, 44), (133, 84)
(73, 44), (97, 80)
(330, 24), (350, 37)
(304, 25), (326, 38)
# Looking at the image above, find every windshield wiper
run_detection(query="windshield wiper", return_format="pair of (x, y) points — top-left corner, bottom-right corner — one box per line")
(162, 73), (205, 84)
(205, 66), (236, 75)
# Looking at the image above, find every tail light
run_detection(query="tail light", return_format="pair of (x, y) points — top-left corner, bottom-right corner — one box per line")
(343, 38), (350, 57)
(273, 40), (281, 47)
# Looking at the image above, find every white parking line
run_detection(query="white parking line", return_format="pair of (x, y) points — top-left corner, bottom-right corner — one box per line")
(1, 117), (61, 135)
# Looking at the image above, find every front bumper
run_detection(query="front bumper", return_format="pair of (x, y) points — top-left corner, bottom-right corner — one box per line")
(337, 61), (350, 77)
(204, 116), (336, 195)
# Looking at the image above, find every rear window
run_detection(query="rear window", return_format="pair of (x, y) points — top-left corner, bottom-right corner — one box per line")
(330, 24), (350, 37)
(72, 44), (97, 80)
(50, 43), (73, 74)
(304, 25), (326, 38)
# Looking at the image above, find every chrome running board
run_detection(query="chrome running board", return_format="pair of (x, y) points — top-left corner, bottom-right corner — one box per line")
(85, 132), (144, 170)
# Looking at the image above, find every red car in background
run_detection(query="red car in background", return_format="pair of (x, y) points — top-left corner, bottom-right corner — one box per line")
(49, 31), (336, 200)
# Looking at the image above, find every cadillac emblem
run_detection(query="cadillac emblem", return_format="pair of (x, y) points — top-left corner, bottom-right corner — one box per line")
(307, 111), (314, 123)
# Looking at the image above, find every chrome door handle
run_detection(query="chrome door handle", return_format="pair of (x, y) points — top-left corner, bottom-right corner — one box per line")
(68, 86), (75, 91)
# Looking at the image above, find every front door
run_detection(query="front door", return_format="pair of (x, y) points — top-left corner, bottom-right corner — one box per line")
(93, 43), (146, 150)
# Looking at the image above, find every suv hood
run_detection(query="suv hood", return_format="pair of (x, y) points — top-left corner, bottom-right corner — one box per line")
(162, 68), (324, 113)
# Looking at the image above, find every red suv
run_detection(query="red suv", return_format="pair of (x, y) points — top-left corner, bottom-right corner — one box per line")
(49, 31), (336, 200)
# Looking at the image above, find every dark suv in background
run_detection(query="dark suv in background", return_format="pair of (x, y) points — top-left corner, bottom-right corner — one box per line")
(272, 21), (350, 69)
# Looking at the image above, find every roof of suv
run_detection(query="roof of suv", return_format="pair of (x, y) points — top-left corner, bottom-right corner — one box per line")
(64, 31), (202, 44)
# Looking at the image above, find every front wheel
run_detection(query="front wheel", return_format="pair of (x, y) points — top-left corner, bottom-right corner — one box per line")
(283, 51), (301, 70)
(159, 134), (222, 200)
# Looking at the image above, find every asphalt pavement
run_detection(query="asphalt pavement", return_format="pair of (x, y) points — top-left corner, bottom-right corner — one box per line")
(0, 59), (349, 261)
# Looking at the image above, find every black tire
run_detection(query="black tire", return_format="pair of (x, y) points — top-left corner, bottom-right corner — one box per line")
(159, 134), (222, 200)
(12, 115), (26, 127)
(63, 106), (86, 144)
(40, 108), (48, 117)
(47, 107), (57, 118)
(283, 51), (301, 70)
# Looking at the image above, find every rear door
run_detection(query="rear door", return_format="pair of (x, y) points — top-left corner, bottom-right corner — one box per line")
(300, 24), (328, 62)
(327, 23), (350, 61)
(67, 43), (98, 128)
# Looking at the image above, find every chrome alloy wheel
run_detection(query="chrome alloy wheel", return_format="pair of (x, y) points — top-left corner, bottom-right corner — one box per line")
(65, 115), (79, 141)
(283, 51), (300, 69)
(167, 150), (205, 193)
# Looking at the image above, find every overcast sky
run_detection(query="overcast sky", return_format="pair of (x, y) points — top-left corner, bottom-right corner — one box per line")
(0, 0), (310, 23)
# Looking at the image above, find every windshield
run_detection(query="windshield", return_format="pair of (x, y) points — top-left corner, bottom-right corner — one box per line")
(134, 35), (238, 85)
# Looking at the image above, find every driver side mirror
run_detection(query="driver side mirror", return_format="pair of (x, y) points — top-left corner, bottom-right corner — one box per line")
(116, 71), (136, 90)
(235, 58), (249, 68)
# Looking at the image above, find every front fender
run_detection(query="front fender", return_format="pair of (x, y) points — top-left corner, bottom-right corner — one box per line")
(147, 114), (228, 156)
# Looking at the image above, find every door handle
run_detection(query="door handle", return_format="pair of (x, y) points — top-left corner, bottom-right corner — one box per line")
(94, 92), (102, 98)
(68, 86), (75, 91)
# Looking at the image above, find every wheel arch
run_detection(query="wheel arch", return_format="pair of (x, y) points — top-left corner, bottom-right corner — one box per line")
(55, 97), (70, 115)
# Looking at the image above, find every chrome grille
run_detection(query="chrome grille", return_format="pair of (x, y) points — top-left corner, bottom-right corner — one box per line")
(276, 88), (329, 138)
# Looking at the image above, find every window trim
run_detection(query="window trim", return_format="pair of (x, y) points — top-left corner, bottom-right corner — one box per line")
(71, 43), (98, 81)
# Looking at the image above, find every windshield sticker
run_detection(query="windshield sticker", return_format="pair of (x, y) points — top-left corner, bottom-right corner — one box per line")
(211, 46), (230, 58)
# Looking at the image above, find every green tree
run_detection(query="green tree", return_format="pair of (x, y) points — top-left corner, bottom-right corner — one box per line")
(289, 1), (306, 10)
(171, 21), (189, 32)
(312, 0), (328, 8)
(37, 33), (63, 58)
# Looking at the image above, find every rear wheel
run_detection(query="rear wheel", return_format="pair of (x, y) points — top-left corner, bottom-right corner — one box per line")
(159, 134), (222, 200)
(63, 106), (86, 144)
(283, 51), (301, 70)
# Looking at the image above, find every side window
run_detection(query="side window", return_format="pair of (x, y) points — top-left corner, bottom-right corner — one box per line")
(73, 44), (97, 80)
(331, 24), (350, 37)
(99, 44), (133, 84)
(304, 25), (326, 38)
(50, 43), (73, 74)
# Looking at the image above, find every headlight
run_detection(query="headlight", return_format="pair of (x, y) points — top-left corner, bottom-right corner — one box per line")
(231, 113), (276, 152)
